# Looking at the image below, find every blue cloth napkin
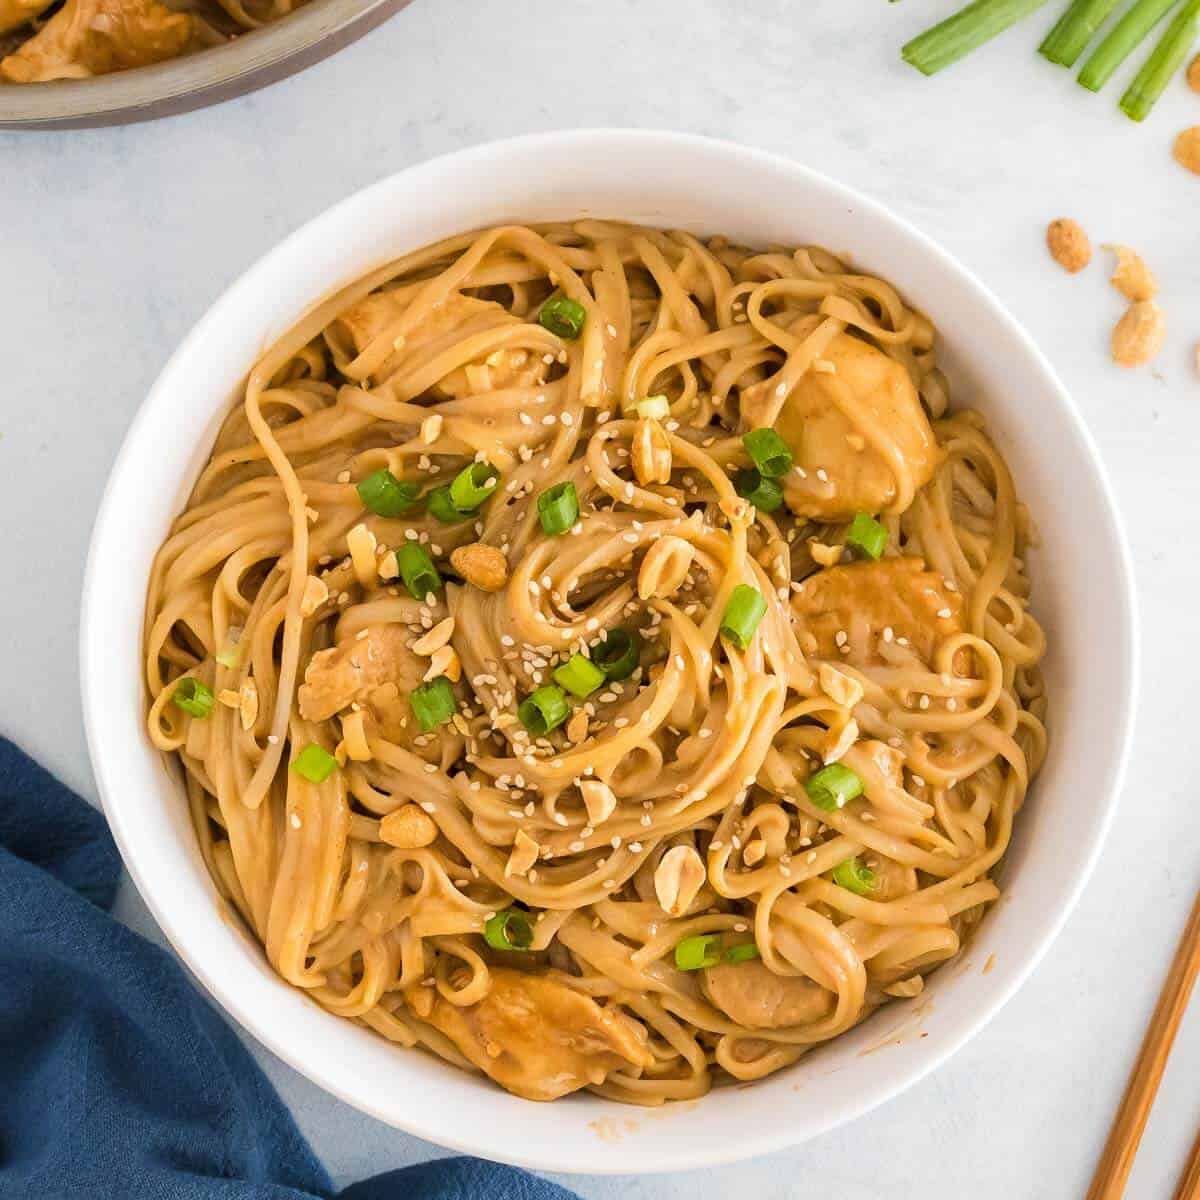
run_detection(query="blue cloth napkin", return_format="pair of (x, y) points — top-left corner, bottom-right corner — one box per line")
(0, 735), (578, 1200)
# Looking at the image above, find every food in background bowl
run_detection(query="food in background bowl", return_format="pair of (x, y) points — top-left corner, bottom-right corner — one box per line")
(1, 0), (307, 83)
(143, 218), (1048, 1104)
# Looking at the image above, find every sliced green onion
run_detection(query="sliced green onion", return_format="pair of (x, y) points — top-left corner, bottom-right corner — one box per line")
(427, 485), (471, 524)
(537, 481), (580, 536)
(734, 468), (784, 513)
(518, 685), (570, 736)
(591, 628), (642, 681)
(1078, 0), (1177, 92)
(538, 294), (587, 340)
(832, 856), (878, 896)
(724, 942), (761, 965)
(1039, 0), (1122, 66)
(846, 513), (888, 561)
(902, 0), (1051, 75)
(449, 461), (500, 511)
(291, 742), (338, 783)
(483, 909), (534, 951)
(396, 542), (442, 600)
(720, 584), (767, 650)
(674, 934), (722, 971)
(356, 468), (421, 517)
(553, 653), (605, 699)
(636, 394), (670, 420)
(1120, 0), (1200, 121)
(409, 676), (457, 732)
(742, 428), (793, 478)
(172, 677), (214, 718)
(805, 762), (864, 812)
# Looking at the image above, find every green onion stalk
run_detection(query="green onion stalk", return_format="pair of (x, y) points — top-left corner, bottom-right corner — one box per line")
(1121, 0), (1200, 119)
(1078, 0), (1180, 92)
(902, 0), (1052, 75)
(1040, 0), (1122, 66)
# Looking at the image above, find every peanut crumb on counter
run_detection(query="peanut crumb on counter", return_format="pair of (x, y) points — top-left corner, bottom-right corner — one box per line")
(1188, 54), (1200, 93)
(1046, 218), (1091, 273)
(1173, 127), (1200, 176)
(1111, 300), (1167, 368)
(1103, 245), (1158, 302)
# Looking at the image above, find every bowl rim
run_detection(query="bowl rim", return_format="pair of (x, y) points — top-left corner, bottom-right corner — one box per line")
(80, 129), (1139, 1174)
(0, 0), (410, 129)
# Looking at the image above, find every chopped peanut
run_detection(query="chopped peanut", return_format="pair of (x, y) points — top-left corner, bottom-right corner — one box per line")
(654, 845), (706, 917)
(884, 976), (925, 998)
(817, 662), (863, 710)
(1104, 245), (1157, 302)
(823, 718), (859, 764)
(412, 616), (455, 656)
(580, 779), (616, 825)
(505, 829), (540, 877)
(1046, 218), (1091, 274)
(238, 679), (259, 731)
(1111, 300), (1166, 368)
(743, 839), (767, 867)
(380, 803), (438, 849)
(425, 644), (461, 682)
(347, 524), (378, 588)
(420, 413), (443, 444)
(810, 541), (842, 568)
(450, 543), (508, 592)
(300, 575), (329, 617)
(566, 710), (589, 745)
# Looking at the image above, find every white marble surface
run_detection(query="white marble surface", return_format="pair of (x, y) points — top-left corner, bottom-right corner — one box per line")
(3, 0), (1199, 1194)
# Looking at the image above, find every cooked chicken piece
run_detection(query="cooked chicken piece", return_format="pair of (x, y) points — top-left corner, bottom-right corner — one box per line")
(702, 959), (834, 1030)
(298, 623), (444, 760)
(327, 290), (547, 396)
(410, 968), (652, 1101)
(791, 558), (963, 668)
(0, 0), (54, 37)
(770, 333), (939, 521)
(1, 0), (193, 82)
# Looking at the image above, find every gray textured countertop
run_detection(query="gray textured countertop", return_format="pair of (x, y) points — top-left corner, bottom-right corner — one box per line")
(3, 1), (1198, 1195)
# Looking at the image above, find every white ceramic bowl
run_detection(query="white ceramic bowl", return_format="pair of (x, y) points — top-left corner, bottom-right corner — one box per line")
(81, 130), (1137, 1175)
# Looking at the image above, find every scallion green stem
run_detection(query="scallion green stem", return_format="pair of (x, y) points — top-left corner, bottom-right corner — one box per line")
(1120, 0), (1200, 118)
(1040, 0), (1122, 66)
(1078, 0), (1180, 92)
(902, 0), (1052, 75)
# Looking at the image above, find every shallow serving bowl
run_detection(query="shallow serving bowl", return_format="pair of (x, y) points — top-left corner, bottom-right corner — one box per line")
(80, 130), (1137, 1174)
(0, 0), (410, 129)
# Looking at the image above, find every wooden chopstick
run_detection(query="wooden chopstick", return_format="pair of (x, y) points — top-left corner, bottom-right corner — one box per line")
(1086, 889), (1200, 1200)
(1172, 1124), (1200, 1200)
